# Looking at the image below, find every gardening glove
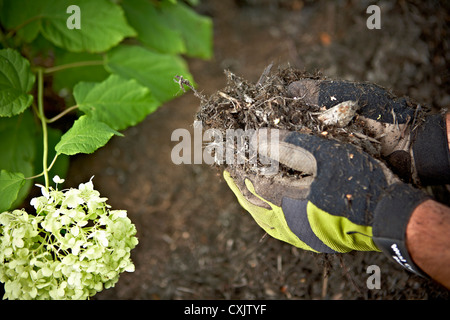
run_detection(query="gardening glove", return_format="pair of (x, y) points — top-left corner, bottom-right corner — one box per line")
(224, 129), (430, 277)
(288, 79), (450, 186)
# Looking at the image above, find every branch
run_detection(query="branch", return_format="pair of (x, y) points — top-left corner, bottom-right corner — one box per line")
(46, 105), (78, 123)
(44, 60), (104, 73)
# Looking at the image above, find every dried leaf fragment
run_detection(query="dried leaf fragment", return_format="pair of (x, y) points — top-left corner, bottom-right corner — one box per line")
(316, 100), (360, 127)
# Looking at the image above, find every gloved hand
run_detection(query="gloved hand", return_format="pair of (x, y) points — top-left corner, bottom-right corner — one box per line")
(224, 129), (430, 277)
(287, 79), (450, 186)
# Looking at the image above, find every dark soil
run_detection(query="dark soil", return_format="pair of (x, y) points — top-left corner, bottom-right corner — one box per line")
(61, 0), (449, 299)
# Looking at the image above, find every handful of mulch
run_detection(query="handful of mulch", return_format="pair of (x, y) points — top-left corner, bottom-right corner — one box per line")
(192, 64), (423, 177)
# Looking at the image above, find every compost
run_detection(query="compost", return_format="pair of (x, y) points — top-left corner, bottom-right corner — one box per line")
(195, 64), (406, 176)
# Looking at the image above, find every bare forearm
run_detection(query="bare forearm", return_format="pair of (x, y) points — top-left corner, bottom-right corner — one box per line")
(447, 112), (450, 151)
(406, 199), (450, 289)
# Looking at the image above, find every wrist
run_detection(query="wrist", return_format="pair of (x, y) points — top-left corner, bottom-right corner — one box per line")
(372, 183), (430, 277)
(406, 199), (450, 289)
(411, 112), (450, 186)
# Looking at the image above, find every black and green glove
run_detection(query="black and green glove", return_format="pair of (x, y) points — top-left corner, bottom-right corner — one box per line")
(288, 79), (450, 185)
(224, 130), (430, 277)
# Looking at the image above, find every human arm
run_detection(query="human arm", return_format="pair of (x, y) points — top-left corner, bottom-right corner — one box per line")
(407, 199), (450, 289)
(405, 113), (450, 288)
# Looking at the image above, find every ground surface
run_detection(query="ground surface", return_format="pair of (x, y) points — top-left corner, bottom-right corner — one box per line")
(63, 0), (449, 299)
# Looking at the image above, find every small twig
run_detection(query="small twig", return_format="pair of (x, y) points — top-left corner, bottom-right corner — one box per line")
(400, 115), (411, 139)
(4, 15), (42, 40)
(321, 265), (329, 299)
(46, 105), (78, 123)
(218, 91), (241, 110)
(352, 131), (381, 144)
(259, 232), (269, 243)
(25, 154), (59, 180)
(43, 60), (104, 73)
(174, 75), (205, 101)
(277, 254), (282, 273)
(256, 62), (273, 87)
(410, 104), (422, 132)
(338, 255), (363, 296)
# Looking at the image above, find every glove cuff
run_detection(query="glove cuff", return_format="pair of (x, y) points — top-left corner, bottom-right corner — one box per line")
(412, 113), (450, 185)
(373, 183), (430, 278)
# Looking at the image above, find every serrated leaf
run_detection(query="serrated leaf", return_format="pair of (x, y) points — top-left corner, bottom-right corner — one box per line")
(106, 45), (194, 103)
(0, 110), (37, 209)
(0, 170), (26, 212)
(122, 0), (212, 59)
(0, 0), (45, 43)
(55, 116), (122, 156)
(40, 0), (136, 53)
(121, 0), (186, 55)
(0, 49), (35, 117)
(158, 1), (213, 59)
(75, 74), (160, 131)
(1, 0), (136, 53)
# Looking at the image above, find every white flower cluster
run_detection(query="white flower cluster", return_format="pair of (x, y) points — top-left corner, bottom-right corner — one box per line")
(0, 177), (138, 300)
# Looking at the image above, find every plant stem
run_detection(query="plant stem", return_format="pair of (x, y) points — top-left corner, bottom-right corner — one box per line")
(46, 105), (78, 123)
(25, 154), (59, 180)
(44, 60), (104, 74)
(321, 265), (329, 299)
(4, 15), (42, 40)
(37, 68), (49, 189)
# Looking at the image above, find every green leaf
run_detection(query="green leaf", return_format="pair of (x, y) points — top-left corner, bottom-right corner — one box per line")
(121, 0), (186, 55)
(75, 74), (160, 131)
(0, 111), (37, 172)
(106, 45), (194, 103)
(0, 110), (37, 209)
(122, 0), (212, 59)
(0, 0), (45, 43)
(0, 170), (26, 212)
(0, 49), (35, 117)
(159, 1), (213, 59)
(1, 0), (136, 53)
(55, 115), (122, 156)
(40, 0), (136, 53)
